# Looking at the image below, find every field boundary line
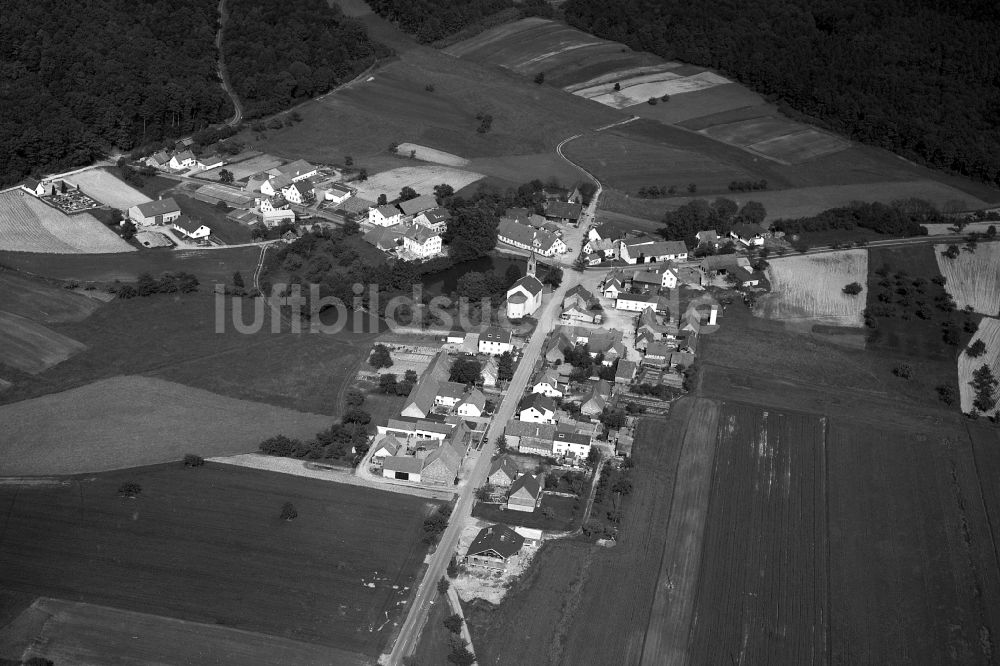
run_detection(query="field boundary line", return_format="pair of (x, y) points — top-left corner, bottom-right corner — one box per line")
(965, 422), (1000, 599)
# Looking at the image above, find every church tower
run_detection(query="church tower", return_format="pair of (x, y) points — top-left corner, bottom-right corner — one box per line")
(527, 251), (536, 278)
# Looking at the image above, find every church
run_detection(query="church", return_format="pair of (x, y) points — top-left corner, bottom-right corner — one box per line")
(506, 253), (544, 320)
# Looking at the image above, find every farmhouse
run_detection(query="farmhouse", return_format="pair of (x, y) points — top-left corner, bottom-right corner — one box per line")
(401, 224), (442, 258)
(419, 441), (463, 485)
(504, 420), (557, 452)
(643, 342), (673, 367)
(695, 230), (721, 249)
(588, 222), (629, 244)
(169, 150), (196, 170)
(507, 254), (543, 319)
(497, 218), (566, 257)
(369, 204), (403, 227)
(281, 181), (316, 206)
(580, 379), (612, 416)
(382, 455), (424, 483)
(616, 291), (670, 313)
(400, 351), (451, 419)
(456, 389), (487, 417)
(370, 434), (403, 461)
(144, 151), (171, 169)
(507, 474), (542, 512)
(731, 223), (766, 247)
(414, 207), (451, 233)
(531, 368), (563, 398)
(435, 381), (468, 408)
(319, 182), (354, 204)
(518, 394), (556, 424)
(272, 159), (318, 183)
(196, 154), (224, 170)
(171, 216), (211, 240)
(544, 201), (583, 225)
(260, 174), (292, 197)
(620, 238), (688, 264)
(364, 224), (405, 252)
(601, 270), (627, 300)
(129, 198), (182, 226)
(398, 194), (438, 217)
(488, 455), (519, 488)
(615, 359), (637, 385)
(479, 326), (513, 355)
(465, 524), (525, 570)
(552, 431), (592, 460)
(563, 285), (598, 312)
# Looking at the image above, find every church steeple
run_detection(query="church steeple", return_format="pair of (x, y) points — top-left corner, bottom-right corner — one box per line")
(527, 251), (536, 278)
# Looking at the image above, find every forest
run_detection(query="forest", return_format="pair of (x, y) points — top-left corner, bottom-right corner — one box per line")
(563, 0), (1000, 188)
(368, 0), (553, 43)
(0, 0), (230, 186)
(222, 0), (386, 118)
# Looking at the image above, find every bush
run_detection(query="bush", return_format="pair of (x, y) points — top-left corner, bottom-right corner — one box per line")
(967, 339), (987, 357)
(892, 363), (913, 379)
(443, 613), (464, 633)
(280, 502), (298, 521)
(369, 344), (393, 369)
(843, 282), (863, 295)
(437, 577), (450, 594)
(183, 454), (205, 467)
(118, 481), (142, 498)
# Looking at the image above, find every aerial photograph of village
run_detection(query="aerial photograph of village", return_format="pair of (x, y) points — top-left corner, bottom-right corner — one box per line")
(1, 0), (999, 664)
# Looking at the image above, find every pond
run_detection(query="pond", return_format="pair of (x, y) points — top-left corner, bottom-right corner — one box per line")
(420, 253), (548, 296)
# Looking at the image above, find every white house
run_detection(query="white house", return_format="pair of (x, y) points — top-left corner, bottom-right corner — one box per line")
(260, 175), (292, 197)
(272, 159), (318, 183)
(661, 265), (679, 289)
(435, 381), (467, 408)
(497, 218), (567, 257)
(414, 207), (451, 233)
(171, 216), (211, 239)
(601, 270), (626, 300)
(506, 253), (543, 319)
(552, 432), (591, 460)
(456, 389), (487, 417)
(730, 223), (767, 247)
(531, 369), (562, 398)
(695, 230), (721, 249)
(518, 394), (556, 424)
(369, 204), (402, 227)
(129, 198), (182, 226)
(582, 237), (616, 259)
(196, 154), (224, 170)
(370, 434), (403, 460)
(323, 183), (354, 204)
(402, 224), (442, 258)
(19, 179), (47, 197)
(479, 327), (513, 355)
(616, 292), (669, 313)
(169, 150), (196, 170)
(144, 151), (172, 170)
(619, 238), (688, 264)
(281, 181), (316, 205)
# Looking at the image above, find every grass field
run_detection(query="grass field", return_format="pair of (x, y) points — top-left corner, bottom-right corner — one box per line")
(631, 83), (767, 125)
(0, 189), (134, 254)
(585, 71), (731, 109)
(757, 250), (869, 327)
(352, 165), (483, 200)
(0, 310), (86, 375)
(0, 464), (439, 660)
(174, 193), (252, 244)
(68, 168), (151, 208)
(957, 317), (1000, 417)
(935, 241), (1000, 315)
(395, 143), (469, 167)
(0, 270), (101, 323)
(0, 375), (335, 475)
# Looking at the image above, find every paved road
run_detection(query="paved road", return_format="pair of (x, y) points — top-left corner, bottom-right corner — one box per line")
(385, 275), (578, 664)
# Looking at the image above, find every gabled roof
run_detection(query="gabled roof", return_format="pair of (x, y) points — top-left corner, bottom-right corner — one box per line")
(632, 269), (663, 285)
(505, 420), (557, 439)
(481, 326), (512, 345)
(732, 222), (766, 238)
(510, 274), (543, 297)
(418, 207), (451, 225)
(509, 474), (541, 499)
(151, 151), (171, 165)
(173, 150), (195, 162)
(497, 218), (560, 252)
(467, 524), (524, 559)
(519, 393), (555, 415)
(700, 254), (742, 271)
(274, 159), (316, 179)
(422, 441), (462, 473)
(398, 194), (438, 216)
(135, 197), (181, 217)
(594, 379), (612, 397)
(459, 388), (487, 411)
(382, 455), (424, 474)
(363, 224), (404, 250)
(489, 455), (519, 481)
(437, 381), (467, 400)
(638, 307), (667, 333)
(328, 183), (354, 195)
(172, 216), (206, 234)
(401, 350), (452, 416)
(544, 201), (582, 220)
(534, 368), (560, 387)
(623, 239), (687, 257)
(696, 230), (719, 243)
(375, 204), (400, 218)
(403, 223), (438, 244)
(615, 360), (637, 380)
(645, 341), (673, 358)
(592, 222), (628, 242)
(564, 284), (596, 306)
(372, 434), (402, 456)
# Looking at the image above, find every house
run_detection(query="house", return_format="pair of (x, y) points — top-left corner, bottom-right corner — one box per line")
(543, 328), (574, 365)
(518, 394), (556, 424)
(562, 302), (599, 323)
(661, 265), (679, 289)
(619, 238), (688, 264)
(700, 254), (747, 277)
(171, 216), (211, 239)
(544, 201), (583, 224)
(414, 207), (451, 233)
(364, 224), (404, 252)
(380, 417), (451, 441)
(669, 351), (696, 370)
(615, 360), (637, 385)
(245, 175), (268, 194)
(398, 194), (438, 217)
(196, 154), (224, 170)
(631, 269), (664, 292)
(169, 150), (196, 170)
(435, 381), (467, 408)
(382, 455), (424, 482)
(369, 204), (402, 227)
(587, 252), (603, 266)
(144, 151), (171, 170)
(695, 230), (721, 249)
(731, 223), (766, 247)
(481, 357), (499, 387)
(420, 441), (463, 485)
(400, 351), (451, 419)
(401, 224), (442, 258)
(676, 265), (703, 287)
(282, 181), (316, 205)
(272, 159), (318, 183)
(681, 311), (702, 336)
(488, 455), (519, 488)
(582, 237), (616, 258)
(370, 434), (403, 460)
(531, 368), (563, 398)
(497, 218), (566, 257)
(321, 182), (354, 204)
(465, 524), (525, 570)
(552, 432), (592, 460)
(643, 342), (672, 367)
(563, 285), (597, 312)
(479, 326), (513, 355)
(507, 474), (542, 512)
(507, 254), (543, 319)
(580, 379), (612, 416)
(503, 420), (557, 452)
(569, 327), (624, 361)
(129, 198), (182, 226)
(456, 389), (487, 417)
(588, 222), (629, 244)
(260, 174), (292, 197)
(601, 269), (627, 300)
(733, 265), (762, 287)
(616, 292), (669, 313)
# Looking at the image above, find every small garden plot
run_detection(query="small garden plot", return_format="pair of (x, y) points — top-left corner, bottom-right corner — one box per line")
(395, 143), (468, 167)
(68, 169), (151, 208)
(757, 250), (869, 327)
(352, 166), (483, 201)
(0, 310), (86, 374)
(957, 317), (1000, 417)
(934, 241), (1000, 314)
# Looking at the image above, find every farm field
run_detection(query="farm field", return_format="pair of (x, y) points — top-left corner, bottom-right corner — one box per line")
(68, 168), (151, 208)
(957, 317), (1000, 417)
(352, 165), (483, 201)
(395, 143), (468, 167)
(686, 402), (827, 665)
(0, 189), (134, 254)
(0, 375), (335, 475)
(198, 153), (284, 182)
(584, 71), (730, 109)
(0, 311), (86, 375)
(631, 83), (768, 125)
(0, 464), (440, 659)
(698, 116), (850, 164)
(466, 152), (584, 190)
(0, 270), (101, 323)
(174, 193), (252, 244)
(935, 241), (1000, 314)
(757, 250), (869, 327)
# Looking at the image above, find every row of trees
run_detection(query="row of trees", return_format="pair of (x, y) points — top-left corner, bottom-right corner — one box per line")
(659, 198), (767, 249)
(111, 272), (200, 299)
(259, 414), (372, 464)
(771, 200), (939, 237)
(563, 0), (1000, 188)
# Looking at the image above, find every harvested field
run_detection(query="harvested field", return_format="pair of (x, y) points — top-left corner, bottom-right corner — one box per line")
(198, 153), (283, 182)
(466, 153), (584, 189)
(934, 241), (1000, 314)
(757, 250), (869, 327)
(0, 311), (86, 375)
(563, 63), (685, 92)
(0, 189), (134, 254)
(67, 168), (151, 208)
(700, 116), (805, 145)
(0, 270), (101, 323)
(686, 402), (827, 665)
(352, 166), (483, 200)
(700, 116), (849, 163)
(0, 464), (439, 659)
(0, 375), (335, 475)
(586, 72), (730, 109)
(957, 317), (1000, 417)
(632, 83), (768, 125)
(395, 143), (468, 167)
(924, 221), (997, 236)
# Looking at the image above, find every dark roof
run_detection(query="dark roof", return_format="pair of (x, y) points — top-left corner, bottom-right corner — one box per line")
(398, 194), (438, 216)
(510, 274), (543, 296)
(375, 204), (399, 218)
(545, 201), (583, 220)
(509, 474), (541, 499)
(481, 326), (512, 345)
(382, 456), (424, 474)
(519, 393), (555, 414)
(172, 216), (205, 234)
(593, 222), (628, 241)
(554, 431), (590, 446)
(419, 207), (451, 224)
(467, 524), (524, 559)
(732, 223), (766, 238)
(488, 455), (519, 480)
(505, 420), (557, 439)
(135, 197), (180, 217)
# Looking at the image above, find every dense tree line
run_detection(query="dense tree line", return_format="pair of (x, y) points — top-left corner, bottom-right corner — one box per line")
(223, 0), (386, 117)
(1, 0), (230, 186)
(368, 0), (553, 43)
(563, 0), (1000, 188)
(771, 200), (938, 237)
(659, 198), (767, 249)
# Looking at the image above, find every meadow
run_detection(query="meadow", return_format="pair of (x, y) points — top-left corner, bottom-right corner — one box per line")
(0, 310), (86, 375)
(0, 189), (133, 254)
(757, 250), (869, 327)
(0, 375), (334, 475)
(935, 241), (1000, 315)
(352, 165), (483, 200)
(68, 168), (151, 208)
(0, 464), (440, 659)
(0, 270), (101, 323)
(957, 317), (1000, 417)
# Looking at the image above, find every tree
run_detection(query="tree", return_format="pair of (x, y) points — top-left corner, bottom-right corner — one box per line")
(232, 271), (245, 289)
(399, 186), (418, 202)
(449, 359), (481, 385)
(250, 222), (267, 240)
(369, 344), (393, 369)
(474, 484), (494, 501)
(573, 255), (587, 272)
(342, 408), (371, 425)
(280, 502), (298, 521)
(379, 373), (398, 393)
(943, 244), (960, 259)
(936, 384), (956, 405)
(540, 506), (555, 519)
(892, 363), (913, 379)
(971, 364), (998, 412)
(345, 389), (365, 406)
(120, 220), (137, 240)
(843, 282), (863, 295)
(447, 555), (459, 578)
(404, 369), (418, 383)
(358, 168), (368, 181)
(687, 183), (697, 193)
(613, 82), (621, 91)
(448, 647), (475, 666)
(647, 96), (658, 105)
(434, 183), (454, 201)
(534, 72), (545, 84)
(183, 454), (205, 467)
(118, 481), (142, 498)
(219, 169), (234, 184)
(543, 266), (563, 287)
(967, 339), (987, 357)
(443, 613), (464, 633)
(344, 155), (354, 167)
(737, 201), (767, 225)
(377, 193), (387, 206)
(437, 577), (450, 594)
(497, 352), (514, 382)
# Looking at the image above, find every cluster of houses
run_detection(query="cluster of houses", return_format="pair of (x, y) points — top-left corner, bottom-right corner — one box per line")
(583, 222), (689, 266)
(127, 197), (211, 240)
(363, 193), (450, 260)
(143, 138), (224, 173)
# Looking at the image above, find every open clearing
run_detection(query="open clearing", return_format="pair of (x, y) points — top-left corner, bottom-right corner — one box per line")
(584, 71), (731, 109)
(199, 153), (284, 182)
(935, 241), (1000, 314)
(757, 250), (869, 327)
(395, 143), (468, 167)
(352, 165), (483, 200)
(0, 189), (134, 254)
(0, 311), (86, 375)
(0, 464), (438, 660)
(67, 168), (152, 208)
(0, 270), (101, 323)
(631, 83), (768, 125)
(957, 317), (1000, 417)
(0, 375), (334, 475)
